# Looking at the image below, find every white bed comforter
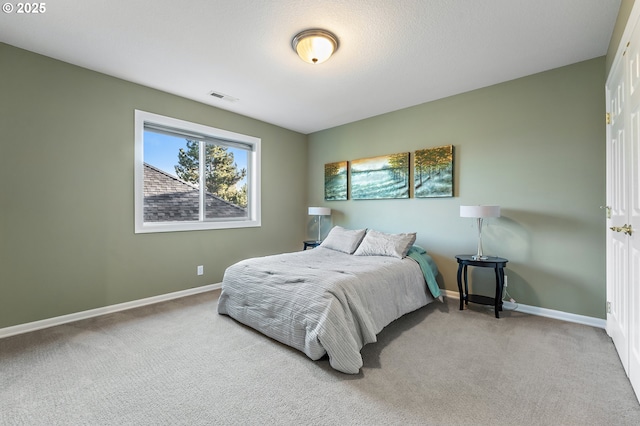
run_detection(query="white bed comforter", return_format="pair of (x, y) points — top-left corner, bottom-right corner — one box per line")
(217, 247), (435, 374)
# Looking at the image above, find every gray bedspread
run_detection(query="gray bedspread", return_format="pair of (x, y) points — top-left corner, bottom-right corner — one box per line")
(217, 247), (437, 374)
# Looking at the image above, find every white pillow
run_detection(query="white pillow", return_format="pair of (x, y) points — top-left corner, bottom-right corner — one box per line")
(353, 229), (416, 258)
(319, 226), (367, 254)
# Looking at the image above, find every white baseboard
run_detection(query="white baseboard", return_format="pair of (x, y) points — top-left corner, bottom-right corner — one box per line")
(1, 284), (605, 339)
(0, 283), (221, 339)
(442, 289), (606, 329)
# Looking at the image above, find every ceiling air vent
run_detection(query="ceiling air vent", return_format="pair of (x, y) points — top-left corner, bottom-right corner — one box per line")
(208, 90), (239, 102)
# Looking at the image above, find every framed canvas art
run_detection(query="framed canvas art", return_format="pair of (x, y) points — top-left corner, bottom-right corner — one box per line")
(351, 153), (410, 200)
(414, 145), (454, 198)
(324, 161), (348, 201)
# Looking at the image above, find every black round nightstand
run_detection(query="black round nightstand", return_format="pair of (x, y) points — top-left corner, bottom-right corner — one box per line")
(455, 255), (509, 318)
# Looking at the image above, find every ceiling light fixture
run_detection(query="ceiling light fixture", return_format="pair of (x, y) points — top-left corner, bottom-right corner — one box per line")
(291, 29), (339, 64)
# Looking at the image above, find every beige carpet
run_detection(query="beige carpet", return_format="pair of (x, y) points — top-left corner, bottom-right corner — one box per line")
(1, 290), (639, 425)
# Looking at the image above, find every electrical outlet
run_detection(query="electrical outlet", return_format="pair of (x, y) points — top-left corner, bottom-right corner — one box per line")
(197, 265), (204, 276)
(504, 275), (508, 287)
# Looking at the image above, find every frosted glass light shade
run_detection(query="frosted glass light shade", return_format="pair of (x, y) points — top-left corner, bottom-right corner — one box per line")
(308, 207), (331, 216)
(292, 29), (338, 64)
(460, 205), (500, 218)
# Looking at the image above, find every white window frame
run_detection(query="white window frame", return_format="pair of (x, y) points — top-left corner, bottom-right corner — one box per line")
(134, 110), (261, 233)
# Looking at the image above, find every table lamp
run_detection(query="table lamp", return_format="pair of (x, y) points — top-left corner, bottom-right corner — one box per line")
(460, 205), (500, 260)
(308, 207), (331, 242)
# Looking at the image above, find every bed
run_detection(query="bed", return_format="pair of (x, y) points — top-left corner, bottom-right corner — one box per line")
(217, 226), (441, 374)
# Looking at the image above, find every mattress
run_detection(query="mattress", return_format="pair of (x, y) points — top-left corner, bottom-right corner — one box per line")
(217, 246), (438, 374)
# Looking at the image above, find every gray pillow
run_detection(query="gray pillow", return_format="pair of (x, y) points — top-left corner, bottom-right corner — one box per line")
(353, 229), (416, 258)
(319, 226), (367, 254)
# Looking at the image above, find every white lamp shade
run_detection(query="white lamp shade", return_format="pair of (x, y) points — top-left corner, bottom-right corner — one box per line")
(308, 207), (331, 216)
(460, 205), (500, 218)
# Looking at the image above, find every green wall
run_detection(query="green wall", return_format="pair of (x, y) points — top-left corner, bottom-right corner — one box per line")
(0, 43), (308, 328)
(0, 41), (609, 327)
(307, 58), (606, 318)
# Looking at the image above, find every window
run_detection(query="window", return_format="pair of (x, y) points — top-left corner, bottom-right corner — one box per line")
(134, 110), (261, 233)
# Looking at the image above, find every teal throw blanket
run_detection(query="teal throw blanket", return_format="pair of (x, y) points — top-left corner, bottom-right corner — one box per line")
(406, 245), (441, 299)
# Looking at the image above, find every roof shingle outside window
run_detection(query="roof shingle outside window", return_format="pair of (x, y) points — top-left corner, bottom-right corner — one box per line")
(143, 163), (246, 222)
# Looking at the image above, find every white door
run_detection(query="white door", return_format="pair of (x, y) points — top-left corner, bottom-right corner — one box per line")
(606, 54), (629, 374)
(626, 25), (640, 396)
(607, 14), (640, 402)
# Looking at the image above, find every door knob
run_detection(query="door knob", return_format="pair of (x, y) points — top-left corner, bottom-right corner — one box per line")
(610, 224), (633, 235)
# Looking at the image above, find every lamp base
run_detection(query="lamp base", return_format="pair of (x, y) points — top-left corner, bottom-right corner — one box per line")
(472, 254), (489, 260)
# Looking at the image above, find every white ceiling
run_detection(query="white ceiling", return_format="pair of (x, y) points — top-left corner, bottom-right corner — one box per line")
(0, 0), (621, 134)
